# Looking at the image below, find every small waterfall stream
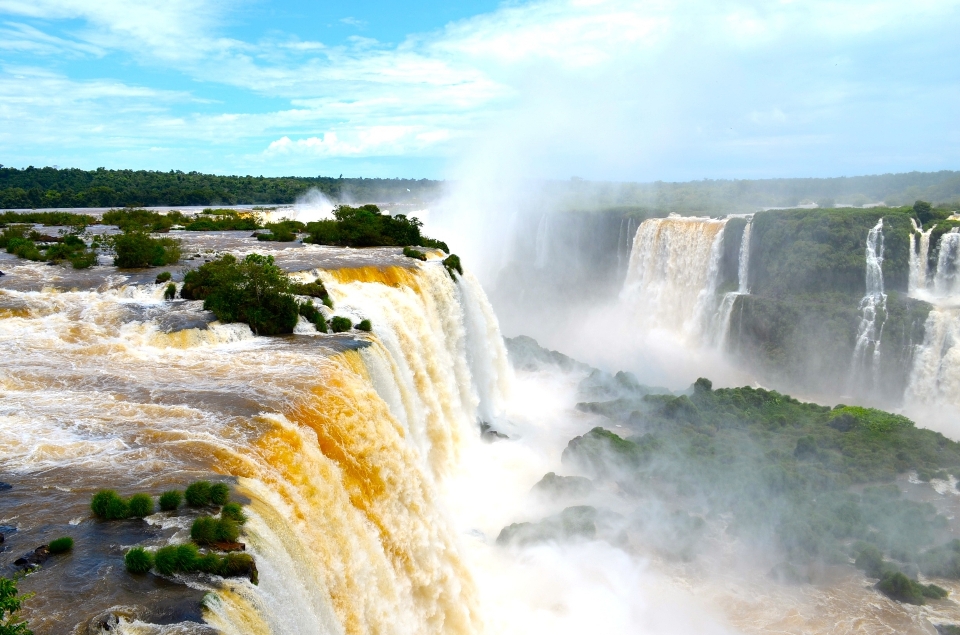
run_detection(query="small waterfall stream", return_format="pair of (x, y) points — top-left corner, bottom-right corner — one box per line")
(850, 219), (887, 392)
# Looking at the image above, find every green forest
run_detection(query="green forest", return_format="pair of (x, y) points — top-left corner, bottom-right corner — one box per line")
(0, 166), (440, 208)
(2, 165), (960, 212)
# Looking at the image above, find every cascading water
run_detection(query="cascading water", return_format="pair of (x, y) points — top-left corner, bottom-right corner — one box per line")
(0, 251), (511, 635)
(909, 218), (933, 295)
(934, 230), (960, 297)
(710, 218), (752, 349)
(621, 214), (729, 343)
(850, 219), (887, 392)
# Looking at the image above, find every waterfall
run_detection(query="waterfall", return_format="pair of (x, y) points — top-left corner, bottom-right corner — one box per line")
(621, 214), (729, 343)
(850, 219), (887, 391)
(0, 258), (510, 635)
(534, 213), (549, 269)
(711, 218), (752, 349)
(909, 218), (933, 294)
(934, 230), (960, 297)
(904, 307), (960, 409)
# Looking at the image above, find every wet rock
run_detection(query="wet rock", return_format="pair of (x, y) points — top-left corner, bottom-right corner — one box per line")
(212, 541), (245, 552)
(81, 605), (145, 634)
(14, 544), (50, 569)
(479, 421), (509, 442)
(0, 482), (12, 490)
(532, 472), (595, 498)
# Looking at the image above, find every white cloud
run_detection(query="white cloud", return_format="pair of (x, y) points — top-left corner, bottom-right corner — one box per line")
(0, 0), (957, 172)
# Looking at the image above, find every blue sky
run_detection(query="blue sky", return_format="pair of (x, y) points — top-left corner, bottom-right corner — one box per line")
(0, 0), (958, 180)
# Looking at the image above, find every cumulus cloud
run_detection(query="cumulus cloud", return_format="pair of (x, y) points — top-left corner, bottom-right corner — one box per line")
(0, 0), (957, 174)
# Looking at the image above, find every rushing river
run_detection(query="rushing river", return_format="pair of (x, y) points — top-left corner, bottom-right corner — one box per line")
(3, 229), (960, 634)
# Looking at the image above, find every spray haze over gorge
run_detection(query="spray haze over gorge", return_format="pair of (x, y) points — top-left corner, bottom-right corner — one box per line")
(2, 0), (960, 633)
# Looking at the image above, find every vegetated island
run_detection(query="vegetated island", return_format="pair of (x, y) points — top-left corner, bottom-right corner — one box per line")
(503, 336), (960, 607)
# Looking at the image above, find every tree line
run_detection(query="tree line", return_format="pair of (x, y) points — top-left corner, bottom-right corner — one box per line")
(0, 165), (441, 209)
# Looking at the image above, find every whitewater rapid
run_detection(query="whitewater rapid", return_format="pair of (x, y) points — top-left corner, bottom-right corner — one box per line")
(0, 251), (510, 634)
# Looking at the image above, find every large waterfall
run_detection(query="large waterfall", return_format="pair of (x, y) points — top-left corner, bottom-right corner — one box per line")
(905, 221), (960, 412)
(620, 215), (729, 343)
(620, 214), (753, 350)
(0, 253), (511, 634)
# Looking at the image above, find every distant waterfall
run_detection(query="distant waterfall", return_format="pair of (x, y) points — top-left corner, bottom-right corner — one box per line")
(934, 231), (960, 297)
(909, 218), (933, 294)
(850, 219), (887, 392)
(711, 218), (752, 349)
(906, 222), (960, 410)
(621, 215), (729, 343)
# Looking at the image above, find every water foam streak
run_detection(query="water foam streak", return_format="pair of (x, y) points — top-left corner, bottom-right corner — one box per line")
(850, 219), (887, 392)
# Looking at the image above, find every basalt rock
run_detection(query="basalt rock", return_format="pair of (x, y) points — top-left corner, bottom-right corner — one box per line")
(14, 544), (50, 568)
(212, 541), (245, 552)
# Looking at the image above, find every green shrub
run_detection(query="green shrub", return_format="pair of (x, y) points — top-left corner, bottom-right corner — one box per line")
(356, 319), (372, 332)
(403, 246), (427, 261)
(443, 254), (462, 278)
(48, 537), (73, 554)
(322, 296), (334, 309)
(191, 517), (219, 545)
(111, 232), (182, 268)
(127, 493), (154, 518)
(290, 280), (329, 299)
(185, 481), (212, 507)
(330, 316), (352, 333)
(214, 518), (240, 543)
(158, 490), (182, 511)
(209, 482), (230, 505)
(6, 237), (42, 261)
(297, 300), (328, 333)
(154, 544), (201, 575)
(164, 283), (177, 300)
(124, 547), (153, 574)
(102, 209), (186, 232)
(68, 249), (98, 269)
(221, 502), (248, 525)
(876, 571), (946, 604)
(303, 204), (447, 252)
(91, 490), (129, 520)
(180, 254), (300, 335)
(155, 271), (172, 283)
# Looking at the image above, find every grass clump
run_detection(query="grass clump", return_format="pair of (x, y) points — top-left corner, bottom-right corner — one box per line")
(158, 490), (182, 511)
(877, 571), (948, 605)
(184, 481), (212, 507)
(91, 490), (129, 520)
(442, 254), (462, 278)
(402, 246), (427, 261)
(48, 537), (73, 554)
(190, 516), (239, 546)
(124, 547), (153, 574)
(256, 220), (303, 242)
(127, 493), (154, 518)
(180, 253), (300, 336)
(155, 271), (172, 283)
(356, 319), (372, 332)
(297, 300), (328, 333)
(164, 283), (177, 300)
(221, 502), (248, 525)
(209, 482), (230, 505)
(330, 316), (352, 333)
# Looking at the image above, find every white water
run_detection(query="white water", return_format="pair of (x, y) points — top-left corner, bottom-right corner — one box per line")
(711, 218), (752, 349)
(0, 256), (511, 635)
(621, 214), (729, 344)
(908, 218), (933, 295)
(850, 219), (887, 392)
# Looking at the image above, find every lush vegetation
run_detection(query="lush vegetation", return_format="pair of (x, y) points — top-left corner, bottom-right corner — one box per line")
(0, 576), (32, 635)
(90, 490), (131, 520)
(558, 369), (960, 600)
(749, 206), (915, 296)
(0, 225), (98, 269)
(127, 493), (154, 518)
(190, 516), (240, 545)
(303, 204), (448, 251)
(100, 231), (181, 268)
(91, 481), (231, 519)
(0, 210), (93, 226)
(256, 220), (304, 242)
(181, 254), (304, 335)
(402, 246), (427, 261)
(442, 254), (462, 278)
(0, 165), (439, 208)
